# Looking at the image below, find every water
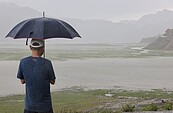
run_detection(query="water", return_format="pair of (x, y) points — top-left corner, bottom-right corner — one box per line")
(1, 57), (173, 96)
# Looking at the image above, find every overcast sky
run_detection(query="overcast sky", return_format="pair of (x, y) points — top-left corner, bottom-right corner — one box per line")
(0, 0), (173, 22)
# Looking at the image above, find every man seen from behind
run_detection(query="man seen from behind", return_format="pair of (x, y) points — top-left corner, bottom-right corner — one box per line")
(17, 39), (56, 113)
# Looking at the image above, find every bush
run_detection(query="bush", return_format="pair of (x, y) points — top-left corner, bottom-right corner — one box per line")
(163, 103), (173, 110)
(121, 104), (135, 112)
(141, 103), (158, 111)
(94, 109), (114, 113)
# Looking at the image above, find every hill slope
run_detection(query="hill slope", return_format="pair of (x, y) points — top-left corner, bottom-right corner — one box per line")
(145, 29), (173, 50)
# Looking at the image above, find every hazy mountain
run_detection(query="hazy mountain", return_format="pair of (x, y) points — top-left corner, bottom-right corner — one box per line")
(64, 9), (173, 43)
(1, 1), (173, 43)
(0, 1), (41, 38)
(138, 9), (173, 25)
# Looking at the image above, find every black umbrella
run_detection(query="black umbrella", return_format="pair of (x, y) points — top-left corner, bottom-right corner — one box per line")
(6, 14), (81, 57)
(6, 17), (81, 40)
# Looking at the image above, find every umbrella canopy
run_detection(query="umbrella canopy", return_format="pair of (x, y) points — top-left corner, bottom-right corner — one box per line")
(6, 17), (81, 39)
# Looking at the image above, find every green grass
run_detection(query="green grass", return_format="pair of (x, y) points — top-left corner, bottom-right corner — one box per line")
(52, 91), (109, 112)
(0, 90), (112, 113)
(0, 95), (24, 113)
(1, 89), (173, 113)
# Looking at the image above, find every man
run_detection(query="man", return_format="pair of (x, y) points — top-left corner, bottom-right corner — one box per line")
(17, 39), (56, 113)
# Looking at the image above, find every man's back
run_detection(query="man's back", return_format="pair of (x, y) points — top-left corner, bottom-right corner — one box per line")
(17, 56), (56, 112)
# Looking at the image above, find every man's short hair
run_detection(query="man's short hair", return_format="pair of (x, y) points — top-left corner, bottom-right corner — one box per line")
(30, 39), (44, 48)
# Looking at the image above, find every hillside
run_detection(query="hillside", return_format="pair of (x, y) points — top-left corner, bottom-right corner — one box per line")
(140, 35), (160, 44)
(145, 29), (173, 50)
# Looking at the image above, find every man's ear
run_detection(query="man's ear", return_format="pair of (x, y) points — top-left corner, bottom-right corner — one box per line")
(30, 46), (32, 50)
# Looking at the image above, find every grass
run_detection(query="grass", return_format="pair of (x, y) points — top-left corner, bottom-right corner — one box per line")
(0, 90), (112, 113)
(1, 89), (173, 113)
(0, 95), (24, 113)
(52, 91), (109, 112)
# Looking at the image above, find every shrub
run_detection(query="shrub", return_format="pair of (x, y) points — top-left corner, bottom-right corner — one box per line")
(95, 109), (114, 113)
(163, 103), (173, 110)
(141, 103), (158, 111)
(121, 104), (135, 112)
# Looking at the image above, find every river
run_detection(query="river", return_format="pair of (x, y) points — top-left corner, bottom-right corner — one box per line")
(1, 57), (173, 96)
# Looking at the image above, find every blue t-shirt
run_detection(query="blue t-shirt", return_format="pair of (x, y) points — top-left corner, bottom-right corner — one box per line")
(17, 56), (56, 112)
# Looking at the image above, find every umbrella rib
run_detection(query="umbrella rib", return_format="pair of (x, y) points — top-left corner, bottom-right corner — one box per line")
(6, 20), (26, 38)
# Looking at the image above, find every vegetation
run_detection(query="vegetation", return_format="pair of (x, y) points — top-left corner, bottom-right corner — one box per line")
(1, 89), (173, 113)
(121, 104), (135, 112)
(163, 102), (173, 110)
(141, 103), (158, 111)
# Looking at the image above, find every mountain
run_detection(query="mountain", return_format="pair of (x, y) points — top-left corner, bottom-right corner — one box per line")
(64, 9), (173, 43)
(0, 1), (41, 38)
(1, 1), (173, 43)
(137, 9), (173, 25)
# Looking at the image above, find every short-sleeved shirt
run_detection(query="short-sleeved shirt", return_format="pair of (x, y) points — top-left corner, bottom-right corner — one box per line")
(17, 56), (56, 112)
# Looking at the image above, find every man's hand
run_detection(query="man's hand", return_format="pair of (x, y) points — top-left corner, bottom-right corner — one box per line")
(20, 79), (25, 84)
(50, 80), (55, 85)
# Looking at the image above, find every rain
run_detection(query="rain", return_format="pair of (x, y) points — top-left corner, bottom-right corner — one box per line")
(1, 0), (173, 112)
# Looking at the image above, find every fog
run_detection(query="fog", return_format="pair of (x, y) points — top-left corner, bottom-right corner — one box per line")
(1, 0), (173, 43)
(0, 0), (173, 22)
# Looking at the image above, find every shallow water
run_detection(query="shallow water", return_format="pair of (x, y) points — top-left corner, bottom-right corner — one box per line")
(1, 57), (173, 96)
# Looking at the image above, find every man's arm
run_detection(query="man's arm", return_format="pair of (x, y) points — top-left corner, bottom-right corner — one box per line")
(20, 79), (25, 84)
(48, 61), (56, 85)
(17, 61), (25, 83)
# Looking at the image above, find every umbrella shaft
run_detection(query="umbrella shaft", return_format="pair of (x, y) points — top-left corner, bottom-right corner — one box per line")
(43, 40), (46, 58)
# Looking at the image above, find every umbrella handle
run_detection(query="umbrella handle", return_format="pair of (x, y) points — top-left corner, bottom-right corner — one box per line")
(43, 12), (45, 17)
(26, 38), (29, 45)
(26, 32), (34, 45)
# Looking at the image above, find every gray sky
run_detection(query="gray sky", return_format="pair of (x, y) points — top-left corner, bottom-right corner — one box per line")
(1, 0), (173, 22)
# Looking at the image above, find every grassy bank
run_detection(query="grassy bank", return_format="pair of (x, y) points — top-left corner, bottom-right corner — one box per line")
(1, 88), (173, 113)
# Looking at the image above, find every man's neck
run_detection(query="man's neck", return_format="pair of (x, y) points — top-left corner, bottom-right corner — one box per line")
(32, 51), (41, 57)
(32, 55), (40, 57)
